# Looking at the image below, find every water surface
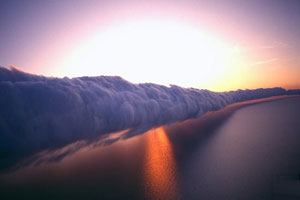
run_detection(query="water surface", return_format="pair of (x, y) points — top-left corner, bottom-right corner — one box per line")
(0, 96), (299, 200)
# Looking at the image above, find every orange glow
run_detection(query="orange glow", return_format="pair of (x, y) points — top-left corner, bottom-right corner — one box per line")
(46, 17), (299, 92)
(5, 1), (297, 92)
(143, 127), (179, 200)
(52, 18), (234, 89)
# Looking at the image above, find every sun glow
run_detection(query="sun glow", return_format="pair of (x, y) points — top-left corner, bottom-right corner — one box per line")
(55, 18), (235, 89)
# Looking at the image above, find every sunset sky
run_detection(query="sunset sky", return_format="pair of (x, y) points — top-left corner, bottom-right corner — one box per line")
(0, 0), (299, 91)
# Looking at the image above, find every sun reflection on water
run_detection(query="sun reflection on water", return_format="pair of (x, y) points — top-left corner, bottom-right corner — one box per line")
(143, 127), (179, 200)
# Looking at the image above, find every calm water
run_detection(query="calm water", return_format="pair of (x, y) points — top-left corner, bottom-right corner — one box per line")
(0, 97), (300, 199)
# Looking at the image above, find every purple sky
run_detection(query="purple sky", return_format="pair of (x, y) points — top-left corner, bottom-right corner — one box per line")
(0, 0), (299, 90)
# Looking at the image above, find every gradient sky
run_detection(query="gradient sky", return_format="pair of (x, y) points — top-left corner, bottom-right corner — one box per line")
(0, 0), (299, 91)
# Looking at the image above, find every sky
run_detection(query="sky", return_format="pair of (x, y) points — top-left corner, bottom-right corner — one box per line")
(0, 0), (299, 91)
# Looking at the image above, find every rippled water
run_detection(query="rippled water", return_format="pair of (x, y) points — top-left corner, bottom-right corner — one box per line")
(0, 96), (299, 200)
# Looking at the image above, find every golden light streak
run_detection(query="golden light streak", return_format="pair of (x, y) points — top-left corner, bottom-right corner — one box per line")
(143, 127), (179, 200)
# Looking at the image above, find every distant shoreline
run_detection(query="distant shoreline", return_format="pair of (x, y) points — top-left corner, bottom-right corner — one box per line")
(163, 94), (300, 162)
(165, 94), (300, 135)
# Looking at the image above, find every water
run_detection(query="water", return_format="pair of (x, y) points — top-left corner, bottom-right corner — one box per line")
(0, 96), (299, 199)
(180, 96), (300, 200)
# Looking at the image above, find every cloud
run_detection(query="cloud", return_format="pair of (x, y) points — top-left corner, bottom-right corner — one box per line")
(0, 66), (298, 156)
(258, 41), (289, 49)
(249, 58), (279, 66)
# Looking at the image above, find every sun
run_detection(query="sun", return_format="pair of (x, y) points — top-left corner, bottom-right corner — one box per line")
(55, 18), (233, 88)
